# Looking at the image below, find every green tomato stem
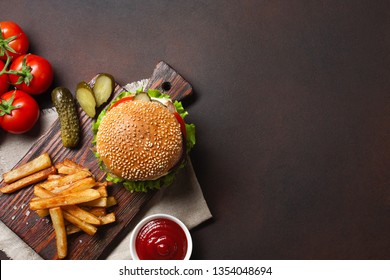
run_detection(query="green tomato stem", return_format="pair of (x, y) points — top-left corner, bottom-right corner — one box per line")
(0, 27), (32, 82)
(0, 91), (20, 116)
(0, 54), (33, 85)
(0, 32), (19, 57)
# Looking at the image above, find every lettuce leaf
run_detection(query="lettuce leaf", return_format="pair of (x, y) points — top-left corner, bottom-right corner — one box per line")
(92, 89), (195, 193)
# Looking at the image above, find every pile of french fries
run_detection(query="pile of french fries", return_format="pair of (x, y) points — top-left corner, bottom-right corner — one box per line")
(1, 153), (55, 194)
(0, 153), (117, 259)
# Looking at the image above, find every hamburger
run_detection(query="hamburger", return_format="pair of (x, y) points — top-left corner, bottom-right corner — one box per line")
(92, 89), (195, 192)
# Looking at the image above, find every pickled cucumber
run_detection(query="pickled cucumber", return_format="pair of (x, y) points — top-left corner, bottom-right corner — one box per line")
(76, 81), (96, 118)
(51, 87), (80, 148)
(93, 73), (115, 107)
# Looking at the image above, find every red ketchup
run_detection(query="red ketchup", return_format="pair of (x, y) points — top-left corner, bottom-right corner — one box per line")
(135, 218), (188, 260)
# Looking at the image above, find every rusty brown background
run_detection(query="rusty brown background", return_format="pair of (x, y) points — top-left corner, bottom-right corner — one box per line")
(0, 0), (389, 259)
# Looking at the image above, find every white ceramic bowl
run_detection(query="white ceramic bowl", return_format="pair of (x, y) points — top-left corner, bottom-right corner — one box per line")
(129, 213), (192, 260)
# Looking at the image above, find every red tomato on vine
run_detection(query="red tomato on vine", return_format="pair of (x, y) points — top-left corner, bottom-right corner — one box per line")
(0, 21), (29, 61)
(0, 90), (40, 134)
(0, 60), (9, 94)
(8, 54), (54, 95)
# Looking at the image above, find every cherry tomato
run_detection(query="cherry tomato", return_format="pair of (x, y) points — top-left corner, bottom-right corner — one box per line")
(0, 90), (40, 134)
(0, 60), (9, 94)
(0, 21), (29, 61)
(8, 54), (53, 95)
(108, 96), (134, 111)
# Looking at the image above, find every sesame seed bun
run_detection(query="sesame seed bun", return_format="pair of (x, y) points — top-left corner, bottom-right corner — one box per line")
(96, 100), (184, 181)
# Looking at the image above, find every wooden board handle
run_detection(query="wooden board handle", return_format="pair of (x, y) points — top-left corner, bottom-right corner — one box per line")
(145, 61), (193, 101)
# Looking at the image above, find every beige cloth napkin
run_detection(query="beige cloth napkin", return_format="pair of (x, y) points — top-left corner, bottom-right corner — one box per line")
(0, 79), (212, 260)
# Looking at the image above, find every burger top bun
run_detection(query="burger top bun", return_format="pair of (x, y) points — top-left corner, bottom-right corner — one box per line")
(96, 100), (183, 181)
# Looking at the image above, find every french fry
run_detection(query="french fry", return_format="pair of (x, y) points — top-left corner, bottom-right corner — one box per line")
(106, 196), (117, 208)
(87, 207), (106, 217)
(66, 224), (81, 235)
(36, 170), (91, 191)
(62, 159), (80, 168)
(2, 152), (118, 259)
(62, 159), (90, 172)
(0, 166), (57, 194)
(62, 211), (97, 236)
(31, 196), (51, 217)
(99, 213), (116, 225)
(47, 174), (63, 181)
(49, 183), (72, 194)
(55, 159), (91, 175)
(34, 185), (54, 198)
(54, 177), (96, 195)
(34, 185), (101, 225)
(79, 197), (107, 207)
(96, 181), (108, 188)
(49, 207), (67, 259)
(63, 158), (89, 171)
(63, 206), (101, 225)
(2, 153), (52, 184)
(36, 209), (50, 218)
(29, 189), (101, 210)
(94, 184), (108, 197)
(56, 165), (79, 175)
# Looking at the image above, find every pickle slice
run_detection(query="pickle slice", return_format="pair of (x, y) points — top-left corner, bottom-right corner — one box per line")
(76, 81), (96, 118)
(93, 73), (115, 107)
(133, 92), (151, 102)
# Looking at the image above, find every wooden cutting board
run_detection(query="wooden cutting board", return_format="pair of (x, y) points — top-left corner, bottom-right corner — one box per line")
(0, 61), (193, 259)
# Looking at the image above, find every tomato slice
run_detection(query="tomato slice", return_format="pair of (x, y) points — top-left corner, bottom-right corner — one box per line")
(174, 112), (187, 138)
(108, 96), (134, 111)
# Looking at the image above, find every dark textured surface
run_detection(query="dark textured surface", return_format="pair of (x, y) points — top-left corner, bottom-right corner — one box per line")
(0, 0), (389, 259)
